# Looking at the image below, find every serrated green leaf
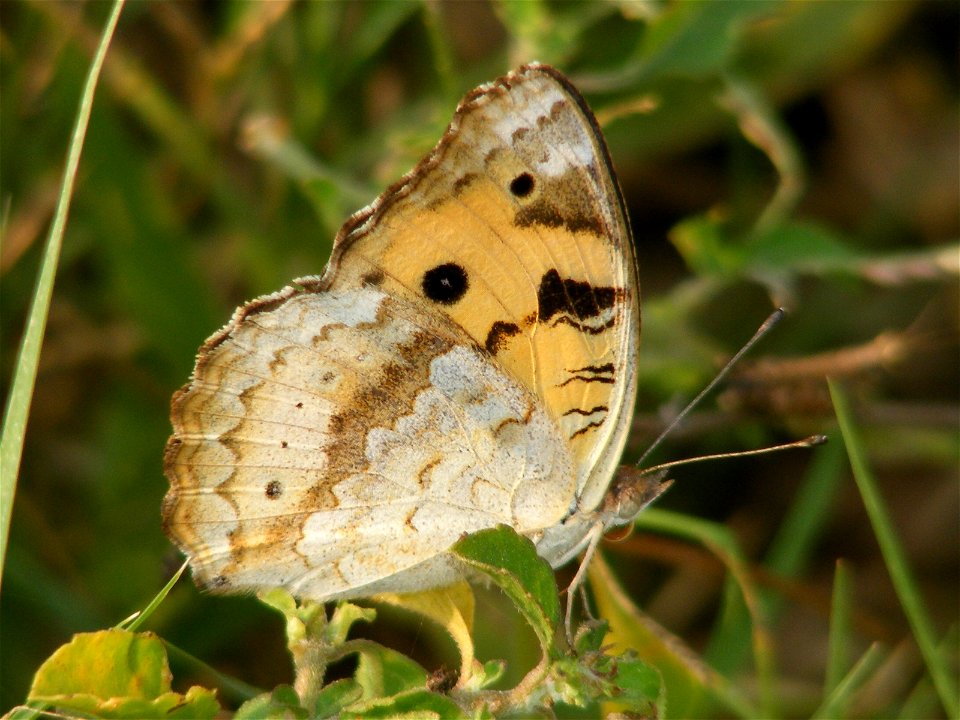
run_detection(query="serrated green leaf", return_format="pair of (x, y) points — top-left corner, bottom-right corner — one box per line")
(235, 685), (307, 720)
(313, 679), (364, 719)
(27, 629), (219, 719)
(613, 656), (664, 712)
(259, 588), (330, 647)
(343, 687), (466, 719)
(574, 618), (610, 655)
(29, 629), (168, 699)
(326, 602), (378, 646)
(23, 687), (220, 720)
(452, 526), (561, 656)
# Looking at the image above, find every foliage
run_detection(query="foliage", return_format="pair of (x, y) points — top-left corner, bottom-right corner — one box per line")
(2, 0), (957, 718)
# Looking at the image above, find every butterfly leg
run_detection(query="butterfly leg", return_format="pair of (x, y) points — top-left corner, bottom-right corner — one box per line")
(564, 467), (673, 645)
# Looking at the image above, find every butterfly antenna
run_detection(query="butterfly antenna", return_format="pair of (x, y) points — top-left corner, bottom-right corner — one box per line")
(636, 307), (787, 468)
(642, 434), (827, 477)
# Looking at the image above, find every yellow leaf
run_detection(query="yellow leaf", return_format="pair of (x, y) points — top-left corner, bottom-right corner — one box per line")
(373, 582), (475, 683)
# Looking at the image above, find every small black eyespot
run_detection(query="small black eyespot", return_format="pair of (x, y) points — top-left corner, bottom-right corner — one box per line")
(422, 263), (469, 304)
(509, 173), (535, 197)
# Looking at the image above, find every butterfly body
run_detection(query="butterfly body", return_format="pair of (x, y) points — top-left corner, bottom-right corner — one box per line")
(163, 63), (640, 599)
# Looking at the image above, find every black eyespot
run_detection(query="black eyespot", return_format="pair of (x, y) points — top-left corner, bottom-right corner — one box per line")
(510, 173), (534, 197)
(422, 263), (469, 304)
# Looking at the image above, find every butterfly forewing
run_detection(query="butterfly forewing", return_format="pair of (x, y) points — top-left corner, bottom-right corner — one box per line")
(328, 65), (639, 512)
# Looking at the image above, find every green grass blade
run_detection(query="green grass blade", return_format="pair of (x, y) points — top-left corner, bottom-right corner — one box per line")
(118, 559), (188, 633)
(829, 379), (960, 718)
(825, 559), (854, 695)
(0, 0), (126, 584)
(811, 642), (886, 719)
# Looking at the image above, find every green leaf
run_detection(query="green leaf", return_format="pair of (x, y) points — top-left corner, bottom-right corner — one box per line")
(355, 644), (429, 699)
(327, 601), (378, 646)
(27, 629), (219, 719)
(235, 685), (307, 720)
(745, 220), (859, 270)
(614, 655), (664, 708)
(670, 214), (746, 276)
(313, 679), (364, 719)
(343, 688), (466, 719)
(452, 525), (561, 656)
(636, 0), (781, 80)
(574, 618), (610, 655)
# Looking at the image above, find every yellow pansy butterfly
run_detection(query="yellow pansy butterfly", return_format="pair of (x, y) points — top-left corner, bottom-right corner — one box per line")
(163, 63), (658, 602)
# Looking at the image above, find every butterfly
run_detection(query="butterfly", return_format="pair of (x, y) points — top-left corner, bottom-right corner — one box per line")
(162, 63), (663, 603)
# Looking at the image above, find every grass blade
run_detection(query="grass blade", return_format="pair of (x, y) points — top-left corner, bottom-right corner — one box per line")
(812, 642), (886, 719)
(117, 559), (189, 633)
(825, 559), (854, 694)
(0, 0), (126, 583)
(829, 379), (960, 718)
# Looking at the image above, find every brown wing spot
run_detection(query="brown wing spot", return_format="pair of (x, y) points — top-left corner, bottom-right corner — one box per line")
(553, 314), (618, 335)
(417, 458), (441, 489)
(452, 172), (479, 195)
(405, 508), (419, 531)
(562, 404), (608, 417)
(303, 475), (340, 511)
(493, 416), (522, 435)
(559, 374), (615, 388)
(485, 320), (521, 354)
(570, 419), (605, 439)
(361, 269), (385, 286)
(560, 362), (616, 388)
(571, 363), (615, 374)
(537, 269), (621, 323)
(265, 480), (283, 499)
(515, 202), (601, 234)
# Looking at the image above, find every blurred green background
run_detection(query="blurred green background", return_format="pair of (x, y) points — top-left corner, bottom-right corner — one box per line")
(1, 1), (957, 716)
